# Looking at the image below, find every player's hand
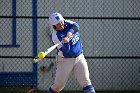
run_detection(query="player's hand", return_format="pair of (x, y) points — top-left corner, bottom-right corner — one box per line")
(62, 32), (73, 43)
(67, 32), (73, 39)
(63, 37), (70, 43)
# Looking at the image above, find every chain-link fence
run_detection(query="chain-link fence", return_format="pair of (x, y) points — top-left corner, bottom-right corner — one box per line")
(0, 0), (140, 93)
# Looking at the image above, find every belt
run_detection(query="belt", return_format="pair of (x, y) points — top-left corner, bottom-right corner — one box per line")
(62, 53), (82, 58)
(69, 55), (79, 58)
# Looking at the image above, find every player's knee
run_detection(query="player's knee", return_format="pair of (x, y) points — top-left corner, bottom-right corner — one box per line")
(48, 87), (60, 93)
(80, 80), (92, 87)
(51, 83), (64, 92)
(83, 85), (96, 93)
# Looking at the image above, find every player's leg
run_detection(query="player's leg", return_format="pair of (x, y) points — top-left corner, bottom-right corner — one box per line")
(73, 54), (96, 93)
(48, 57), (74, 93)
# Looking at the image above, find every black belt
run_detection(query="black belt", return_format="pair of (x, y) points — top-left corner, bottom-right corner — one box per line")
(62, 53), (82, 58)
(69, 55), (79, 58)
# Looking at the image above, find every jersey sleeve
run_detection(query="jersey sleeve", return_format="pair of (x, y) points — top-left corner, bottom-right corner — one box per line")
(51, 31), (71, 54)
(51, 31), (62, 50)
(57, 33), (71, 53)
(60, 43), (70, 53)
(68, 22), (80, 34)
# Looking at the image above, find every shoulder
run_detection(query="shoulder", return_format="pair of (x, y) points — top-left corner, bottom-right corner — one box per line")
(65, 20), (79, 29)
(51, 31), (56, 40)
(51, 31), (60, 43)
(65, 20), (76, 24)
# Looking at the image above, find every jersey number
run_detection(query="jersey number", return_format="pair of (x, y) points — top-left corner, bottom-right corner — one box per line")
(72, 35), (79, 45)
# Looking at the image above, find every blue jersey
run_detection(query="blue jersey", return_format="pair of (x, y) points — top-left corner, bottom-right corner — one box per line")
(51, 20), (83, 58)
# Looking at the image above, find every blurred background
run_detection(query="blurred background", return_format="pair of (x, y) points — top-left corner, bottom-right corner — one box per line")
(0, 0), (140, 93)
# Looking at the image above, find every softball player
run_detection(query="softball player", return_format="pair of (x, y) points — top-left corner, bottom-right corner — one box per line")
(48, 12), (96, 93)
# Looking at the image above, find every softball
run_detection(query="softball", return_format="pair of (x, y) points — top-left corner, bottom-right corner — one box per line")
(38, 52), (45, 59)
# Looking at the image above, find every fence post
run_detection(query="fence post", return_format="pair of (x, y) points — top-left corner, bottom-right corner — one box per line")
(32, 0), (38, 89)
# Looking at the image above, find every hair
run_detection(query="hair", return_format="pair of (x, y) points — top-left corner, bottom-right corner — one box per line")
(53, 25), (56, 30)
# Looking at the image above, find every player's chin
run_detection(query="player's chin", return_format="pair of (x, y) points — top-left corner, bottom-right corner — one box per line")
(59, 26), (64, 30)
(59, 28), (64, 31)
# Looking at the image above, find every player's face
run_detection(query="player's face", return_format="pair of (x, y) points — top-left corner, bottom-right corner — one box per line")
(55, 21), (64, 31)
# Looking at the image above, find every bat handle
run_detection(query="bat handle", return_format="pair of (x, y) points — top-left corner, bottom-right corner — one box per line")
(32, 57), (42, 63)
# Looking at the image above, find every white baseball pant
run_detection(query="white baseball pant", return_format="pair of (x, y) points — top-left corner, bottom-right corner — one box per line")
(51, 53), (92, 92)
